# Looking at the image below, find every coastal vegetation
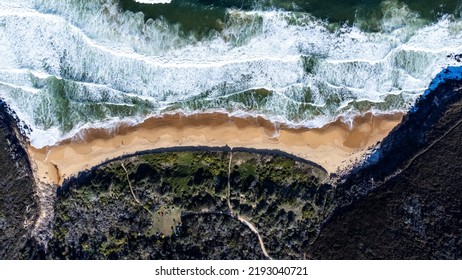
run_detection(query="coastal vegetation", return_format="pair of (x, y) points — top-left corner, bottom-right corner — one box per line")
(47, 150), (328, 259)
(1, 67), (462, 259)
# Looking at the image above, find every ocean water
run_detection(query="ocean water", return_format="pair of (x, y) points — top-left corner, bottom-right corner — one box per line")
(0, 0), (461, 147)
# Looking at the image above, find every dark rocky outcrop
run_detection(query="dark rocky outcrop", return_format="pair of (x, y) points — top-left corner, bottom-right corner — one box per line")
(309, 70), (462, 259)
(0, 101), (38, 259)
(2, 67), (462, 259)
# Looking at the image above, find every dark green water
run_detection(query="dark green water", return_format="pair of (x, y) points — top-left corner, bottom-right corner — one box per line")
(2, 0), (462, 147)
(119, 0), (461, 35)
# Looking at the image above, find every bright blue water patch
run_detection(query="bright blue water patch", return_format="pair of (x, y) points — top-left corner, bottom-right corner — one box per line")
(423, 66), (462, 98)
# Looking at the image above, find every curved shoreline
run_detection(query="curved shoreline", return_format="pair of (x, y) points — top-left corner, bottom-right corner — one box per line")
(28, 111), (404, 185)
(61, 145), (330, 186)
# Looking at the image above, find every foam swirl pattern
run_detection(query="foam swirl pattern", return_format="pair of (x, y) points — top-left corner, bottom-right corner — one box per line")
(0, 0), (461, 147)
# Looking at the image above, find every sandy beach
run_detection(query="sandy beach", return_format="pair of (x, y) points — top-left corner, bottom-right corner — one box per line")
(28, 112), (404, 185)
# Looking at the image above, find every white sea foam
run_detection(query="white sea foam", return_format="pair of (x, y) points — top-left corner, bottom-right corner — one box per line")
(0, 0), (461, 148)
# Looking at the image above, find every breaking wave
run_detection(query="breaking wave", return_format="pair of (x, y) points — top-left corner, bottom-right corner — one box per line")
(0, 0), (461, 147)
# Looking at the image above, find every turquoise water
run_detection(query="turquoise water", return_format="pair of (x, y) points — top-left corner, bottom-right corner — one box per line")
(0, 0), (461, 147)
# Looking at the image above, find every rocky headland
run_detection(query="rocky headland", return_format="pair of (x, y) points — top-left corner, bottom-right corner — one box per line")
(0, 67), (461, 259)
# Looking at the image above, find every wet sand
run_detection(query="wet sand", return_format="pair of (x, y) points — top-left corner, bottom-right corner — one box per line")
(28, 112), (404, 185)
